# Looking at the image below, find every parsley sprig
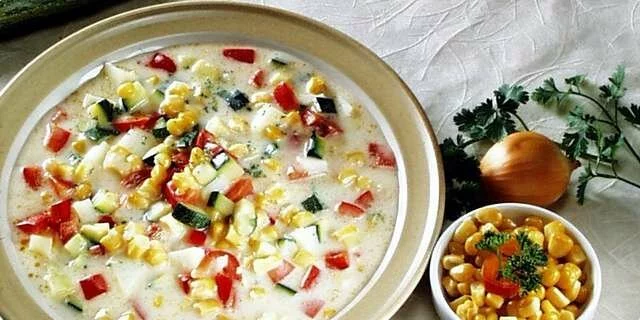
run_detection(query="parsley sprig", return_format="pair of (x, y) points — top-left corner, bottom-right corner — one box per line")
(532, 65), (640, 203)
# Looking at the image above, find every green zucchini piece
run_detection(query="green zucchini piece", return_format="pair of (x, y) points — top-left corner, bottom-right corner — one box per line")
(207, 192), (234, 216)
(148, 89), (165, 108)
(304, 132), (326, 159)
(263, 143), (279, 157)
(316, 97), (337, 113)
(152, 117), (170, 139)
(211, 152), (229, 170)
(301, 194), (323, 213)
(217, 157), (245, 181)
(64, 295), (83, 312)
(84, 126), (118, 142)
(270, 58), (288, 67)
(121, 81), (148, 110)
(87, 99), (115, 127)
(79, 223), (109, 242)
(63, 234), (89, 257)
(176, 128), (198, 148)
(92, 190), (119, 213)
(275, 283), (297, 295)
(218, 89), (249, 111)
(172, 203), (211, 229)
(232, 199), (257, 236)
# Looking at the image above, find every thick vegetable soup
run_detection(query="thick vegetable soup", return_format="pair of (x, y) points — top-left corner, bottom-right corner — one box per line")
(6, 44), (398, 319)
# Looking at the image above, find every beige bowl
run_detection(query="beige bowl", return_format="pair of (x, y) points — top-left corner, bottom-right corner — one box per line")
(0, 2), (444, 319)
(429, 203), (602, 319)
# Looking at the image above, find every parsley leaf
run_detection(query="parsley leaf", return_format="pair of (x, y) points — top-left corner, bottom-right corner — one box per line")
(619, 104), (640, 126)
(576, 166), (595, 205)
(599, 65), (626, 101)
(532, 78), (567, 105)
(561, 106), (598, 160)
(475, 231), (510, 252)
(501, 232), (548, 293)
(440, 136), (483, 220)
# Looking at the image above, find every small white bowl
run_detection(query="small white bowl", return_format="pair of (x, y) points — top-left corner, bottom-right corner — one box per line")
(429, 203), (601, 319)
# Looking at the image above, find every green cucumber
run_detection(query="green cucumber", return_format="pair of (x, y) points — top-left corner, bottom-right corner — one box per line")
(232, 199), (256, 236)
(304, 132), (326, 159)
(275, 283), (297, 296)
(301, 194), (323, 213)
(207, 192), (234, 216)
(172, 203), (211, 229)
(87, 99), (115, 127)
(122, 81), (148, 110)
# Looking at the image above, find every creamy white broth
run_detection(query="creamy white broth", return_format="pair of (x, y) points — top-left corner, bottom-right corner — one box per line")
(7, 44), (398, 319)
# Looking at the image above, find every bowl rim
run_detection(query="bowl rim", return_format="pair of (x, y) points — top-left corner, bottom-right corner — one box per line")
(0, 2), (445, 319)
(429, 203), (602, 319)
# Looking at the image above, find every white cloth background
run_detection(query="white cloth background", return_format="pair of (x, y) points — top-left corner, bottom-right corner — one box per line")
(2, 1), (639, 319)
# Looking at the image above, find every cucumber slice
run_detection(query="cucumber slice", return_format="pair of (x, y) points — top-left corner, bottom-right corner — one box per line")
(207, 192), (234, 217)
(301, 194), (323, 213)
(316, 97), (337, 113)
(122, 81), (148, 110)
(79, 223), (110, 242)
(64, 295), (84, 312)
(275, 283), (297, 296)
(92, 190), (119, 213)
(233, 199), (257, 236)
(305, 132), (326, 159)
(270, 58), (288, 67)
(172, 203), (211, 229)
(176, 128), (198, 148)
(152, 117), (170, 139)
(63, 234), (89, 257)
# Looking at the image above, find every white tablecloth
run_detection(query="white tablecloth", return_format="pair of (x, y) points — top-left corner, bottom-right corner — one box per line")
(1, 1), (639, 319)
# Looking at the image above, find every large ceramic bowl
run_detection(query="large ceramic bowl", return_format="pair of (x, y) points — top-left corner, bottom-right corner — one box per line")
(0, 2), (444, 319)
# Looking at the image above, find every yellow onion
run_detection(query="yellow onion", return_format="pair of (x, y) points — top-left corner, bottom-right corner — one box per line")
(480, 131), (574, 207)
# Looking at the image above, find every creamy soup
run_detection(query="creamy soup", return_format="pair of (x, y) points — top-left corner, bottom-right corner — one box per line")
(7, 44), (398, 320)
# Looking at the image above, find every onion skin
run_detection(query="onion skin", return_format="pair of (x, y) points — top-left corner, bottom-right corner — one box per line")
(480, 132), (573, 207)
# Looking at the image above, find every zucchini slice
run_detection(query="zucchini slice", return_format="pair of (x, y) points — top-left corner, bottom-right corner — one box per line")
(232, 199), (257, 236)
(64, 295), (84, 312)
(304, 132), (327, 159)
(218, 89), (249, 111)
(172, 203), (211, 229)
(121, 81), (148, 110)
(275, 283), (297, 296)
(301, 194), (323, 213)
(84, 126), (118, 142)
(152, 117), (170, 139)
(207, 192), (234, 217)
(87, 99), (115, 127)
(316, 97), (337, 113)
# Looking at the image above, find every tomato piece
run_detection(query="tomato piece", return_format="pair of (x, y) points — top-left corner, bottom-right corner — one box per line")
(194, 129), (215, 149)
(302, 299), (325, 318)
(171, 150), (190, 172)
(222, 48), (256, 63)
(79, 274), (109, 300)
(202, 249), (241, 280)
(368, 143), (396, 168)
(324, 250), (350, 270)
(16, 212), (50, 234)
(215, 273), (233, 305)
(268, 260), (295, 283)
(58, 220), (78, 243)
(98, 215), (117, 228)
(354, 190), (374, 208)
(49, 198), (72, 225)
(499, 238), (519, 256)
(148, 52), (177, 73)
(112, 114), (159, 133)
(337, 201), (365, 217)
(22, 166), (43, 189)
(273, 82), (299, 111)
(249, 69), (265, 88)
(299, 108), (342, 137)
(44, 124), (71, 152)
(177, 273), (192, 294)
(225, 177), (254, 202)
(301, 265), (321, 290)
(184, 229), (207, 246)
(89, 244), (106, 256)
(163, 181), (201, 207)
(482, 253), (520, 298)
(121, 166), (152, 189)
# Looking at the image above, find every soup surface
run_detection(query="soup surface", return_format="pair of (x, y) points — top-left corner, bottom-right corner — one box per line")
(6, 44), (399, 319)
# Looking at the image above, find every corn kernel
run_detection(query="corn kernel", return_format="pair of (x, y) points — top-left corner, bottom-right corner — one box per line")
(323, 308), (337, 318)
(464, 232), (483, 256)
(542, 312), (560, 320)
(126, 234), (151, 259)
(160, 94), (186, 117)
(228, 143), (249, 158)
(263, 125), (285, 141)
(117, 82), (136, 99)
(306, 76), (327, 94)
(541, 299), (558, 314)
(262, 158), (281, 172)
(529, 285), (546, 300)
(332, 224), (359, 248)
(442, 275), (459, 298)
(457, 282), (470, 295)
(546, 287), (570, 309)
(250, 91), (273, 103)
(73, 183), (93, 200)
(544, 221), (566, 239)
(355, 176), (372, 189)
(191, 60), (220, 80)
(144, 240), (168, 265)
(566, 245), (587, 265)
(210, 221), (229, 243)
(346, 151), (366, 166)
(575, 285), (589, 304)
(450, 295), (471, 310)
(292, 249), (315, 267)
(283, 111), (301, 127)
(456, 300), (479, 319)
(40, 191), (55, 205)
(192, 299), (222, 316)
(479, 223), (499, 234)
(190, 278), (216, 300)
(557, 263), (581, 290)
(485, 293), (504, 309)
(146, 75), (160, 86)
(100, 229), (123, 252)
(558, 310), (575, 320)
(337, 167), (358, 185)
(153, 295), (164, 307)
(474, 207), (503, 227)
(542, 266), (560, 287)
(470, 282), (485, 307)
(291, 211), (315, 228)
(548, 233), (574, 258)
(453, 219), (478, 243)
(518, 296), (541, 318)
(442, 254), (465, 270)
(72, 139), (88, 154)
(563, 280), (581, 301)
(450, 263), (475, 282)
(249, 286), (267, 298)
(564, 304), (579, 317)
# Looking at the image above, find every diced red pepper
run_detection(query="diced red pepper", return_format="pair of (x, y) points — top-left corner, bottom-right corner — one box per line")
(301, 265), (321, 290)
(302, 299), (325, 318)
(44, 124), (71, 152)
(202, 249), (241, 280)
(112, 114), (159, 133)
(215, 273), (233, 305)
(121, 166), (152, 189)
(368, 143), (396, 168)
(145, 222), (162, 238)
(273, 82), (299, 111)
(148, 52), (177, 73)
(268, 260), (295, 283)
(482, 253), (520, 298)
(354, 190), (374, 209)
(177, 273), (192, 294)
(98, 215), (117, 228)
(79, 274), (109, 300)
(89, 244), (106, 256)
(249, 69), (265, 88)
(204, 143), (225, 158)
(194, 129), (215, 149)
(16, 212), (50, 234)
(171, 150), (190, 172)
(325, 250), (350, 270)
(22, 166), (43, 189)
(48, 177), (75, 198)
(337, 201), (365, 217)
(300, 108), (342, 137)
(184, 229), (207, 246)
(49, 198), (72, 225)
(58, 220), (78, 243)
(225, 177), (254, 202)
(222, 48), (256, 63)
(163, 181), (201, 207)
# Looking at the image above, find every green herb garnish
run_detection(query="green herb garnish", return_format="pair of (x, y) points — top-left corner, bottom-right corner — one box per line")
(475, 231), (510, 252)
(247, 164), (265, 178)
(301, 194), (323, 213)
